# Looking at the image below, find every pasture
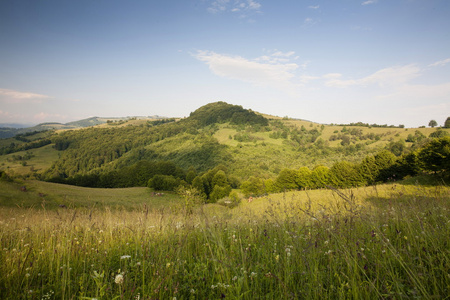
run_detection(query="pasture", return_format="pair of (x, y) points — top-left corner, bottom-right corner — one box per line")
(1, 181), (449, 299)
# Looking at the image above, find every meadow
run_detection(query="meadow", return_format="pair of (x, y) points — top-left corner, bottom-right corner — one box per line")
(1, 181), (449, 299)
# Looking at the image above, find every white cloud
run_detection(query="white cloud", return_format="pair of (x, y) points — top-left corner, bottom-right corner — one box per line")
(325, 65), (420, 88)
(194, 50), (298, 91)
(429, 58), (450, 67)
(0, 88), (50, 104)
(362, 0), (378, 5)
(308, 5), (320, 9)
(207, 0), (262, 14)
(303, 17), (319, 27)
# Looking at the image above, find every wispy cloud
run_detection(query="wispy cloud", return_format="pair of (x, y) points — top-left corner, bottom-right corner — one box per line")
(303, 17), (318, 27)
(33, 112), (67, 122)
(362, 0), (378, 5)
(429, 58), (450, 67)
(207, 0), (262, 14)
(0, 88), (49, 103)
(194, 50), (299, 92)
(324, 65), (420, 88)
(308, 5), (320, 9)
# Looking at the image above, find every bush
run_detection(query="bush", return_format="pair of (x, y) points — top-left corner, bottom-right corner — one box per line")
(148, 175), (184, 191)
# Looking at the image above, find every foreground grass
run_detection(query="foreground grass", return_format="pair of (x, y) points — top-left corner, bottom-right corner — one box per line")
(1, 184), (449, 299)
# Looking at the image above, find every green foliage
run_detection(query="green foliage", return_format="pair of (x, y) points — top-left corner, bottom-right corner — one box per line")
(428, 120), (438, 127)
(148, 175), (184, 191)
(209, 184), (232, 202)
(444, 117), (450, 128)
(191, 166), (234, 202)
(329, 161), (364, 188)
(295, 167), (312, 189)
(418, 136), (450, 174)
(406, 130), (426, 143)
(189, 101), (268, 127)
(310, 165), (330, 189)
(275, 168), (298, 191)
(240, 176), (266, 197)
(429, 128), (449, 138)
(386, 139), (406, 156)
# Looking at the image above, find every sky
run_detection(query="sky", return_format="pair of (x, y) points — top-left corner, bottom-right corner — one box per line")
(0, 0), (449, 128)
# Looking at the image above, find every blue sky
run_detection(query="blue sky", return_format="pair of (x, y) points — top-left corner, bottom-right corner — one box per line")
(0, 0), (449, 127)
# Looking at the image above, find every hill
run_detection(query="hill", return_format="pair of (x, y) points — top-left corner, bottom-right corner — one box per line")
(1, 101), (449, 195)
(0, 116), (167, 138)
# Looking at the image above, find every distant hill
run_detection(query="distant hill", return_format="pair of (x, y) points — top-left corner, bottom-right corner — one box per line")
(0, 116), (167, 139)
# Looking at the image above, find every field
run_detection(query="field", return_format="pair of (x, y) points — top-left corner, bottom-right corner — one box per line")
(1, 180), (449, 299)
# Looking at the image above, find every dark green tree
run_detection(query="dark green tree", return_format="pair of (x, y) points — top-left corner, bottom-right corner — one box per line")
(444, 117), (450, 128)
(310, 165), (331, 188)
(275, 168), (298, 191)
(418, 136), (450, 174)
(295, 167), (312, 189)
(330, 161), (364, 188)
(240, 176), (265, 197)
(428, 120), (438, 128)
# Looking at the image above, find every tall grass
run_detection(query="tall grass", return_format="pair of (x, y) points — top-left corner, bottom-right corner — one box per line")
(1, 184), (449, 299)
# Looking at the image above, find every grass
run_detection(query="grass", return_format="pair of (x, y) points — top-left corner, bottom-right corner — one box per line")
(0, 144), (59, 177)
(0, 180), (182, 210)
(1, 180), (449, 299)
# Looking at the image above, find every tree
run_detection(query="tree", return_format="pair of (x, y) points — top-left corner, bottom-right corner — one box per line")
(240, 176), (265, 197)
(373, 150), (398, 182)
(428, 120), (438, 128)
(444, 117), (450, 128)
(329, 161), (364, 188)
(148, 175), (182, 191)
(429, 129), (449, 138)
(418, 136), (450, 174)
(295, 167), (312, 189)
(310, 165), (331, 188)
(275, 168), (298, 191)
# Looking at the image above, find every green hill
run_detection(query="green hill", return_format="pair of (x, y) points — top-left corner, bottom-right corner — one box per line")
(1, 101), (449, 192)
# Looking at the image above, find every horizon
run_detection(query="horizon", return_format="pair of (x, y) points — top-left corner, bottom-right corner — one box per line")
(1, 0), (450, 128)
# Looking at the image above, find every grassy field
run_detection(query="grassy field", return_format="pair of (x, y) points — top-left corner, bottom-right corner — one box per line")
(1, 179), (449, 299)
(0, 180), (182, 210)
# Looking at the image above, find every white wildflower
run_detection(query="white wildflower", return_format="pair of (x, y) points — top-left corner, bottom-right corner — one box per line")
(115, 274), (124, 284)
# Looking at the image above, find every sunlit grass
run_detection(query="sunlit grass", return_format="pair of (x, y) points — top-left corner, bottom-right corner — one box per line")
(1, 183), (449, 299)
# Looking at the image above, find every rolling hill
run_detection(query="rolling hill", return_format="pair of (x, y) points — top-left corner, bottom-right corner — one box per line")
(0, 101), (449, 191)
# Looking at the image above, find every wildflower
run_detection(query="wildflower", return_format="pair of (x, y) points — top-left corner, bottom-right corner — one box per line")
(120, 255), (131, 260)
(166, 263), (171, 268)
(115, 274), (124, 284)
(250, 272), (257, 278)
(275, 254), (279, 261)
(190, 289), (196, 294)
(232, 276), (238, 281)
(404, 236), (408, 240)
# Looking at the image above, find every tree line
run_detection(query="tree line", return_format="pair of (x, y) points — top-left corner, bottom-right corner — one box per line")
(240, 136), (450, 197)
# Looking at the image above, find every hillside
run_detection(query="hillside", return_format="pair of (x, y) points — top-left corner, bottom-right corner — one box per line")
(0, 116), (167, 139)
(1, 101), (449, 192)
